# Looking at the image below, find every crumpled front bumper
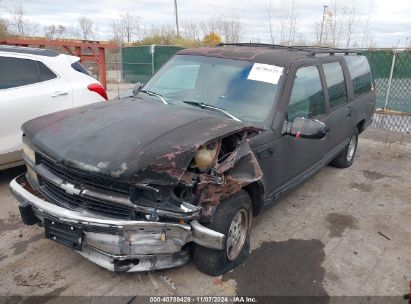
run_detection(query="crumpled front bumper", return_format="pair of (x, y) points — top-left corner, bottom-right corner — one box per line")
(10, 174), (225, 272)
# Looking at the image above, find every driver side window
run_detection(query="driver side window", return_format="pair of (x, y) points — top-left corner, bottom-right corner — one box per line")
(151, 64), (200, 95)
(287, 65), (325, 121)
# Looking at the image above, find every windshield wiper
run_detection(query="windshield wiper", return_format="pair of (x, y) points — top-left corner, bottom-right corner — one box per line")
(183, 100), (241, 122)
(139, 90), (168, 104)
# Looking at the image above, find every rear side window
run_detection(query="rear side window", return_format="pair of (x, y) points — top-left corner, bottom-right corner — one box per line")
(0, 57), (56, 89)
(0, 57), (38, 89)
(287, 65), (325, 121)
(322, 62), (347, 109)
(71, 61), (91, 76)
(344, 56), (372, 97)
(38, 61), (57, 81)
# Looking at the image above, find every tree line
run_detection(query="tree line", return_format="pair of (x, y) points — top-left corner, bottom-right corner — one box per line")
(0, 2), (409, 49)
(0, 4), (241, 47)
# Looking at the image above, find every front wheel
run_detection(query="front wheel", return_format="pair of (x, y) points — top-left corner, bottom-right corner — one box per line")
(193, 190), (252, 276)
(330, 128), (359, 168)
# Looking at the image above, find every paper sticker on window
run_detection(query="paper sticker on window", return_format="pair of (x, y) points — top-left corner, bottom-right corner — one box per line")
(247, 63), (283, 84)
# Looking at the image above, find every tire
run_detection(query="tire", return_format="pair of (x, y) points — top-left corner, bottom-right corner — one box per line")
(330, 128), (359, 168)
(193, 190), (252, 276)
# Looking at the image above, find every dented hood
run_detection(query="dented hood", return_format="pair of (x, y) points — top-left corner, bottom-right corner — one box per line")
(22, 98), (255, 184)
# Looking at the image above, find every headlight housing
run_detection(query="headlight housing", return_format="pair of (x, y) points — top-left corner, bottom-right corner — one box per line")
(22, 142), (36, 164)
(193, 140), (220, 172)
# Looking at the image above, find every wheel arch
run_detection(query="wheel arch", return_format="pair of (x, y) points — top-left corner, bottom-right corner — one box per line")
(243, 181), (265, 217)
(356, 119), (366, 134)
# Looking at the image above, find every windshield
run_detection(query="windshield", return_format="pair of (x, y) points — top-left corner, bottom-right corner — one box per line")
(142, 55), (283, 123)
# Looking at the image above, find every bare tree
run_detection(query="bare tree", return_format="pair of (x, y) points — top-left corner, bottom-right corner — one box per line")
(65, 24), (80, 39)
(44, 24), (67, 40)
(222, 19), (242, 43)
(361, 0), (373, 48)
(342, 0), (357, 48)
(200, 17), (242, 43)
(78, 16), (95, 40)
(0, 17), (9, 37)
(112, 13), (140, 43)
(330, 0), (339, 46)
(9, 5), (39, 36)
(287, 0), (297, 45)
(278, 1), (287, 44)
(12, 5), (25, 35)
(182, 21), (200, 41)
(275, 0), (298, 45)
(199, 18), (222, 38)
(267, 0), (275, 43)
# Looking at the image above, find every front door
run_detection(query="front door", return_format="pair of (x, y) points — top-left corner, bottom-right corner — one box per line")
(266, 62), (330, 196)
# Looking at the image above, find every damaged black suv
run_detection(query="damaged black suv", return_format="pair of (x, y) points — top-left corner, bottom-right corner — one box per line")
(10, 43), (376, 275)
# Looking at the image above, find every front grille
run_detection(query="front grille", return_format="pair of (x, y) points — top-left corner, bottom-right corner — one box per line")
(39, 154), (131, 194)
(39, 178), (134, 220)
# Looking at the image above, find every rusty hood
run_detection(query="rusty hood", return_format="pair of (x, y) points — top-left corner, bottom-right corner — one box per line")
(22, 98), (257, 185)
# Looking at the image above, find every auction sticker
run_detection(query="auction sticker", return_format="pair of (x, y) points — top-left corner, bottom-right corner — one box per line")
(247, 63), (283, 84)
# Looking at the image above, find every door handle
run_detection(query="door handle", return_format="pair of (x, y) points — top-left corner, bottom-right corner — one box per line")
(346, 107), (353, 118)
(256, 146), (275, 159)
(51, 91), (69, 97)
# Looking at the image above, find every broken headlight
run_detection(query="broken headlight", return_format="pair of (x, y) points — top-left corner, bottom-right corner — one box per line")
(193, 140), (220, 172)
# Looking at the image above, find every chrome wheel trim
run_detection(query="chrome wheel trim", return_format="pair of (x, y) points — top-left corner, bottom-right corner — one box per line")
(347, 134), (357, 162)
(226, 208), (249, 261)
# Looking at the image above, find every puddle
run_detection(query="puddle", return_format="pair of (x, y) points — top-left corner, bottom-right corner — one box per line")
(326, 213), (358, 238)
(223, 239), (328, 299)
(362, 170), (387, 181)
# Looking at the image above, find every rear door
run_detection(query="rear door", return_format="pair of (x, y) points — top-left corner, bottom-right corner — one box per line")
(0, 54), (72, 161)
(319, 59), (352, 158)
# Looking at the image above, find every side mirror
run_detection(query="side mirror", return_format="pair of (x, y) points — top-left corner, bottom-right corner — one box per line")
(285, 117), (329, 139)
(132, 82), (144, 96)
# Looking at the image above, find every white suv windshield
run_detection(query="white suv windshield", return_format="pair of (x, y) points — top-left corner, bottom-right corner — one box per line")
(143, 55), (282, 123)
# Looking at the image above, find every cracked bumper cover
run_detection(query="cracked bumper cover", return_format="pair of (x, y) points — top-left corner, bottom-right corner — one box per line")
(10, 174), (225, 272)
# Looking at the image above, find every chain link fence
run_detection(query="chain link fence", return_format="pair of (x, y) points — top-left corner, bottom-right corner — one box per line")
(362, 49), (411, 134)
(103, 46), (411, 134)
(121, 45), (183, 83)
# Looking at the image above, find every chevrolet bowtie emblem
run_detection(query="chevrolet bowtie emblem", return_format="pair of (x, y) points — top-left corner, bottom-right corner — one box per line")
(60, 182), (81, 196)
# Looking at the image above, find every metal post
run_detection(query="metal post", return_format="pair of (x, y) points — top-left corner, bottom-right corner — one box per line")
(97, 47), (107, 89)
(150, 44), (155, 75)
(384, 49), (397, 111)
(174, 0), (180, 37)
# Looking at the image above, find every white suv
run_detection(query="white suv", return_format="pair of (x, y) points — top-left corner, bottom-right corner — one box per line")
(0, 46), (108, 170)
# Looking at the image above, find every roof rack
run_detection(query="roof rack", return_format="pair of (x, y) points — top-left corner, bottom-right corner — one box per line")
(216, 43), (361, 56)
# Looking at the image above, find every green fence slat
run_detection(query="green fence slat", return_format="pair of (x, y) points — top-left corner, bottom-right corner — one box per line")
(122, 45), (183, 84)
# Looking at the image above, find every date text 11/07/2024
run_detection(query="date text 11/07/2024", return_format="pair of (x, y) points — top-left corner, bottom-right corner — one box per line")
(149, 296), (257, 303)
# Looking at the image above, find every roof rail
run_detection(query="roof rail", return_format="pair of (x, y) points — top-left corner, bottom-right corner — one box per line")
(293, 45), (362, 55)
(216, 43), (361, 56)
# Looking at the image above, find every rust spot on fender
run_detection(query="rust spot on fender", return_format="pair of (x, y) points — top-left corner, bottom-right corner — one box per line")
(195, 141), (263, 222)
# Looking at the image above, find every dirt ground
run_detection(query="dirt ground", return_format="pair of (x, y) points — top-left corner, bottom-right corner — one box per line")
(0, 127), (410, 300)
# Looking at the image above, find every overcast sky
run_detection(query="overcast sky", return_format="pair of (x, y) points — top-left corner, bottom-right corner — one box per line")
(1, 0), (410, 47)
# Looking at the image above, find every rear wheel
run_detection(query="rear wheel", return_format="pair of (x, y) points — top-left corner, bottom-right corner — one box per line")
(330, 128), (359, 168)
(193, 190), (252, 276)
